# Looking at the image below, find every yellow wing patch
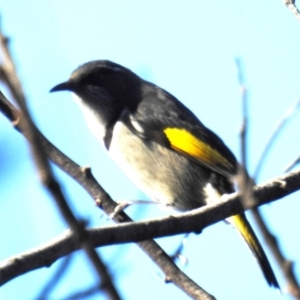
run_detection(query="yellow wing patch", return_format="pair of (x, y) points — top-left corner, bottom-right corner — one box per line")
(163, 127), (232, 170)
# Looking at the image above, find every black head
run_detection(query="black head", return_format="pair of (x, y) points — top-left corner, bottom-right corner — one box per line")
(50, 60), (142, 125)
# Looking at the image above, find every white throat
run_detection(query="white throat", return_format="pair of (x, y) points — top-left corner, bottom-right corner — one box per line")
(72, 94), (106, 144)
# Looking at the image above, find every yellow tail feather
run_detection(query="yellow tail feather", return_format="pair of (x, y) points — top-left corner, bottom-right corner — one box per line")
(229, 214), (280, 290)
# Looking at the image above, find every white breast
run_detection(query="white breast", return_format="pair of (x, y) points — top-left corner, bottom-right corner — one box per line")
(108, 119), (178, 205)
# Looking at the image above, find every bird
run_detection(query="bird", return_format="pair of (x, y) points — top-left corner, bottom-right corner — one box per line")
(50, 60), (279, 289)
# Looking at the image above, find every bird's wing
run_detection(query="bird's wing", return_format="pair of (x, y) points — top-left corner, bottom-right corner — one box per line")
(128, 87), (237, 177)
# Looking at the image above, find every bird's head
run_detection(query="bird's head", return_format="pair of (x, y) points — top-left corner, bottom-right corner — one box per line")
(50, 60), (142, 126)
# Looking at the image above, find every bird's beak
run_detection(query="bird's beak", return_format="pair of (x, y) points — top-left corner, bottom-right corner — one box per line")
(50, 81), (72, 93)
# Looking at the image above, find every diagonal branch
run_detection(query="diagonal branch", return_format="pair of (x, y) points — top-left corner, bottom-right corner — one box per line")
(254, 98), (300, 178)
(252, 208), (300, 299)
(283, 0), (300, 22)
(0, 28), (121, 299)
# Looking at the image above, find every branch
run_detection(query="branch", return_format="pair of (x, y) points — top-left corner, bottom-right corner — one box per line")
(254, 99), (300, 178)
(252, 208), (300, 299)
(283, 0), (300, 22)
(35, 255), (73, 299)
(235, 58), (254, 208)
(285, 155), (300, 172)
(0, 27), (121, 300)
(1, 168), (300, 287)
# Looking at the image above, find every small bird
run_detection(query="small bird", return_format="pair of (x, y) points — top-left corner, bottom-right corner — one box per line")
(50, 60), (279, 289)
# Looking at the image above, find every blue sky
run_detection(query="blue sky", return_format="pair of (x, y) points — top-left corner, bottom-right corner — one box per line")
(0, 1), (300, 299)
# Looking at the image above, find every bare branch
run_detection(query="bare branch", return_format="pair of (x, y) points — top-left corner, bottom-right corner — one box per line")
(285, 155), (300, 173)
(35, 255), (73, 299)
(235, 57), (248, 171)
(1, 168), (300, 288)
(283, 0), (300, 22)
(254, 98), (300, 178)
(252, 208), (300, 299)
(234, 58), (254, 207)
(61, 285), (101, 300)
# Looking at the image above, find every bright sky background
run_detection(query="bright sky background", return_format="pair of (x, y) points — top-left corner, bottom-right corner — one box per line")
(0, 1), (300, 300)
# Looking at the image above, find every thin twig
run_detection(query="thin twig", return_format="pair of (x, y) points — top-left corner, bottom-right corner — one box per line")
(254, 99), (300, 178)
(62, 285), (101, 300)
(284, 155), (300, 173)
(234, 58), (254, 207)
(36, 255), (73, 300)
(283, 0), (300, 22)
(252, 208), (300, 299)
(170, 234), (189, 265)
(235, 57), (248, 171)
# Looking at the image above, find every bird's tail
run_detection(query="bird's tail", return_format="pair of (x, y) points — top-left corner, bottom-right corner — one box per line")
(228, 213), (280, 290)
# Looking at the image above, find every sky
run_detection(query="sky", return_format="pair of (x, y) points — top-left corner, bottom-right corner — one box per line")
(0, 1), (300, 300)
